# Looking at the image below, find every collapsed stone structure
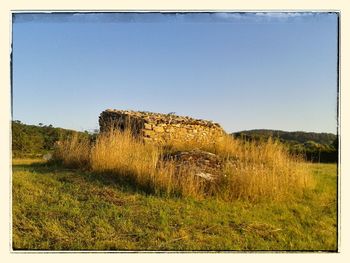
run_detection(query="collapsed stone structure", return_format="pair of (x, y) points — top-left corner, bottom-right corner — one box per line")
(99, 109), (226, 145)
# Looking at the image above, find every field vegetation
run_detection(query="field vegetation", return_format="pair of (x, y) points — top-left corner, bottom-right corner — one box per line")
(12, 159), (337, 250)
(52, 128), (313, 201)
(12, 123), (337, 251)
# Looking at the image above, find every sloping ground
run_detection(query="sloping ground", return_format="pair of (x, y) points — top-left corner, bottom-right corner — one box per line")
(12, 160), (337, 251)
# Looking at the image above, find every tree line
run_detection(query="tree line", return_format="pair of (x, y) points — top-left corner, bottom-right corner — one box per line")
(12, 120), (93, 158)
(232, 129), (338, 163)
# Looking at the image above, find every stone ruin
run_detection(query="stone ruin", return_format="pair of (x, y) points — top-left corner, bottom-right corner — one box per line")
(99, 109), (228, 181)
(99, 109), (226, 145)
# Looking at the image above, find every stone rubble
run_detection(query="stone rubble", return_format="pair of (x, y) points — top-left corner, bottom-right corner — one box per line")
(164, 149), (225, 181)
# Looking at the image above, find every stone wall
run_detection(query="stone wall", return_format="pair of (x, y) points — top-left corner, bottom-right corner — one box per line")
(99, 109), (226, 145)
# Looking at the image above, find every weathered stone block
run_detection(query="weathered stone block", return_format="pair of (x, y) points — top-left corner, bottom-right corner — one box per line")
(99, 109), (226, 145)
(153, 126), (164, 133)
(144, 123), (153, 130)
(143, 129), (154, 137)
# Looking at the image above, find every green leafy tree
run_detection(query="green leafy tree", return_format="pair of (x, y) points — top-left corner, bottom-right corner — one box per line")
(12, 121), (88, 158)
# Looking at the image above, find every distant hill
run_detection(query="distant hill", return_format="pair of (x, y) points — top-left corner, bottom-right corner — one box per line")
(231, 129), (338, 163)
(232, 129), (336, 145)
(12, 120), (92, 158)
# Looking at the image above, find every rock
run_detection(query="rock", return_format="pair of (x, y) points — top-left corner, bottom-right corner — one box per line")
(153, 126), (164, 132)
(43, 153), (52, 161)
(196, 172), (217, 182)
(164, 149), (225, 181)
(143, 130), (154, 137)
(144, 123), (152, 130)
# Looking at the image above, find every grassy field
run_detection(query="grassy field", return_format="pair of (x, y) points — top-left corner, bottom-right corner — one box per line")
(12, 159), (337, 251)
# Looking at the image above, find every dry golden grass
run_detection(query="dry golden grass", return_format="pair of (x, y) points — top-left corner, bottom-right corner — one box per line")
(91, 129), (160, 189)
(52, 129), (314, 201)
(52, 132), (90, 168)
(219, 136), (313, 201)
(89, 129), (207, 197)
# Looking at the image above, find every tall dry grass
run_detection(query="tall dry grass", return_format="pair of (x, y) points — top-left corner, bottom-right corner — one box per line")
(163, 134), (313, 200)
(53, 129), (313, 201)
(89, 128), (207, 197)
(219, 136), (313, 201)
(90, 128), (160, 191)
(52, 132), (91, 168)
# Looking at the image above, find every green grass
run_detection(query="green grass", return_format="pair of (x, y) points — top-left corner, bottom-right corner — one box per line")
(12, 159), (337, 251)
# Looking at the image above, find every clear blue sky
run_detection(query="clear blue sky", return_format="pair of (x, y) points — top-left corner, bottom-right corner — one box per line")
(12, 12), (338, 133)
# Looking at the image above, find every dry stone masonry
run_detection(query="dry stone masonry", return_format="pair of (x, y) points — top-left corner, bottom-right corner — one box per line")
(99, 109), (226, 145)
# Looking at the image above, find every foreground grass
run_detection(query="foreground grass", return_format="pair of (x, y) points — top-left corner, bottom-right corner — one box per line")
(12, 159), (337, 251)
